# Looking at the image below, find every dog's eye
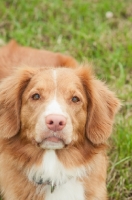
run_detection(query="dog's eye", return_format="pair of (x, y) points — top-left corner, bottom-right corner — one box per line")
(32, 93), (40, 100)
(72, 96), (80, 103)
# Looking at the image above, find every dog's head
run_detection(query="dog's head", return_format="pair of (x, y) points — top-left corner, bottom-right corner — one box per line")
(0, 66), (120, 149)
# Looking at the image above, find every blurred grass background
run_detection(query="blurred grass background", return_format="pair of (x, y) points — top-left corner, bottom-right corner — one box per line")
(0, 0), (132, 199)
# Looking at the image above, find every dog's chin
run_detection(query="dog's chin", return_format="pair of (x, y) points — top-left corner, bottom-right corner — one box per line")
(39, 136), (65, 150)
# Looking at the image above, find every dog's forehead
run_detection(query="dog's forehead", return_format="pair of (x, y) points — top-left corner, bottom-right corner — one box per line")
(29, 68), (83, 89)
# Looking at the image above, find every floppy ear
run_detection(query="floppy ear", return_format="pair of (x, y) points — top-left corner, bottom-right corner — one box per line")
(77, 67), (121, 144)
(0, 67), (36, 139)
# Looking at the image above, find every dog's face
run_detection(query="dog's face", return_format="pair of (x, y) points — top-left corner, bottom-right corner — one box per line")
(0, 66), (120, 149)
(21, 68), (87, 149)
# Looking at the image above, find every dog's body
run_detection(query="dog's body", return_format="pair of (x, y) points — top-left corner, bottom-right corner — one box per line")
(0, 41), (120, 200)
(0, 40), (77, 79)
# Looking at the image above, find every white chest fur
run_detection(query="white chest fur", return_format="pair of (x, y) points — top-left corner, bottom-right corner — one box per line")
(28, 150), (86, 200)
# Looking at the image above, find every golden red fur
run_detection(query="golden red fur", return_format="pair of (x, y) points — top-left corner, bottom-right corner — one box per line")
(0, 40), (77, 79)
(0, 41), (120, 200)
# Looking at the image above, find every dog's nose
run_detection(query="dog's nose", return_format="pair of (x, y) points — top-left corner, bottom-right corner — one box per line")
(45, 114), (67, 132)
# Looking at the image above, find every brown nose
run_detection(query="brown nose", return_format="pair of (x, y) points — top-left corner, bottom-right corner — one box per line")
(45, 114), (67, 132)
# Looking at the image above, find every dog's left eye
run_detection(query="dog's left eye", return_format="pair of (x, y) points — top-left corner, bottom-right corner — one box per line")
(72, 96), (80, 103)
(32, 93), (40, 100)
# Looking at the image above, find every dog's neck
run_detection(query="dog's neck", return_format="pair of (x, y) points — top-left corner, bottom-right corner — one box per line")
(28, 150), (86, 191)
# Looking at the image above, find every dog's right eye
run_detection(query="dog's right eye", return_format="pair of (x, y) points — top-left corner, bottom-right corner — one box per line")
(32, 93), (40, 100)
(72, 96), (80, 103)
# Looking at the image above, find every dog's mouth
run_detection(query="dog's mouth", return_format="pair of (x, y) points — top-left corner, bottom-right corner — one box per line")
(44, 136), (63, 143)
(38, 136), (65, 150)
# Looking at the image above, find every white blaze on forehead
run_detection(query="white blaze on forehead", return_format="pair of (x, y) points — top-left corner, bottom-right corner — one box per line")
(44, 69), (66, 117)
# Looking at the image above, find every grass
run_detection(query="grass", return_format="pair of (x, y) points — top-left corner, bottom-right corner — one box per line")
(0, 0), (132, 199)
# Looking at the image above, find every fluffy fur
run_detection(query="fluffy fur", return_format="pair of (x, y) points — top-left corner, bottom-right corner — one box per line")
(0, 41), (120, 200)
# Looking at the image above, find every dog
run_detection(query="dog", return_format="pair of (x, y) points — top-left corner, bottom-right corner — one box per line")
(0, 41), (120, 200)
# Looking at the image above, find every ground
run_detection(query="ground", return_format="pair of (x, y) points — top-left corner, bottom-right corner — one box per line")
(0, 0), (132, 199)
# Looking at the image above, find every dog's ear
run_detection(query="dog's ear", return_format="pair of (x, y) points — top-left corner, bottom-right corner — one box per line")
(0, 67), (36, 139)
(77, 67), (121, 144)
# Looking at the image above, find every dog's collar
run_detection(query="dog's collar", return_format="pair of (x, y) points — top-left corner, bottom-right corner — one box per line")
(44, 177), (73, 193)
(45, 180), (56, 193)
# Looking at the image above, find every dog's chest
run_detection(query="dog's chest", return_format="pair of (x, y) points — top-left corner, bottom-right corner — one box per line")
(44, 178), (85, 200)
(28, 150), (85, 200)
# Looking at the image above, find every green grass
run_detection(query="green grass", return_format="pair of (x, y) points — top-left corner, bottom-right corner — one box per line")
(0, 0), (132, 199)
